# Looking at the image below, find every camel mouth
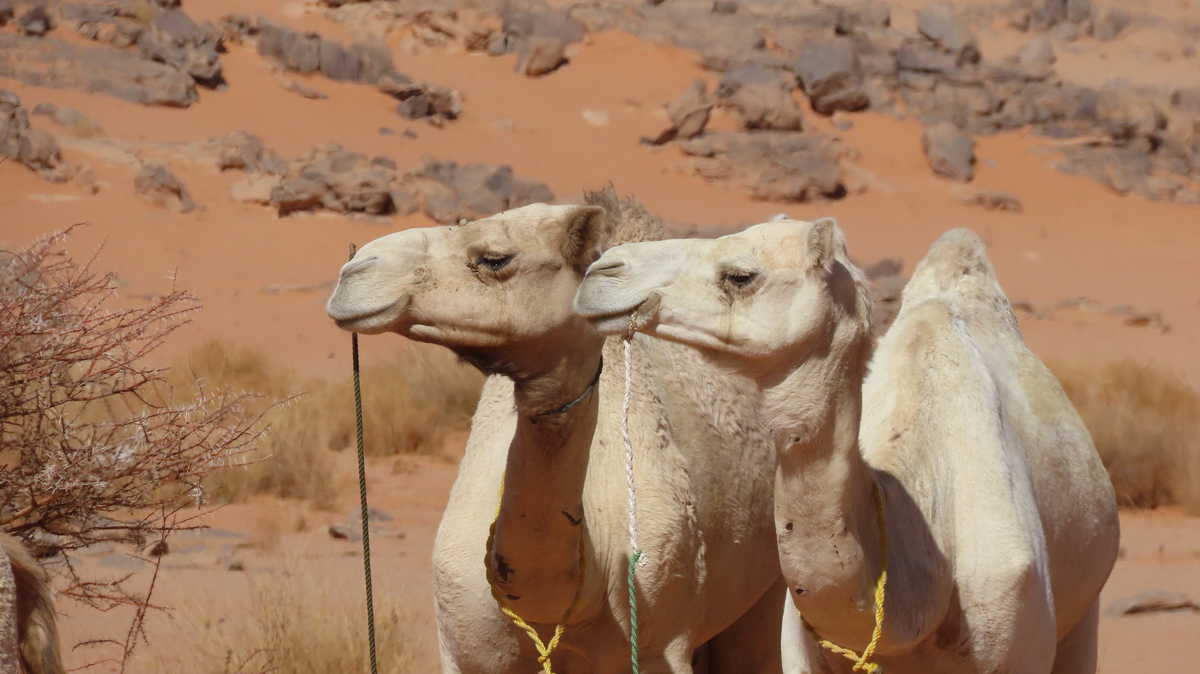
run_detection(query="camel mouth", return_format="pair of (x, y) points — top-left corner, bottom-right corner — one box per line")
(580, 292), (661, 337)
(329, 299), (405, 334)
(407, 323), (508, 349)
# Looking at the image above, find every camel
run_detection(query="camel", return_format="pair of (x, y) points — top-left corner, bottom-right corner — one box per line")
(573, 221), (1120, 673)
(0, 534), (65, 674)
(325, 190), (785, 673)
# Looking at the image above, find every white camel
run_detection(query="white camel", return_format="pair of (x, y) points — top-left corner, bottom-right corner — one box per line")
(325, 191), (785, 673)
(1, 534), (65, 674)
(574, 221), (1120, 673)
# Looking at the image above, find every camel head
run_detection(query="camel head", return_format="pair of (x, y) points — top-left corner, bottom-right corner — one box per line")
(574, 217), (871, 376)
(326, 202), (610, 377)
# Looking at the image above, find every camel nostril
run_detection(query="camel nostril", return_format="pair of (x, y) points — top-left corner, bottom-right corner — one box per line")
(340, 256), (379, 278)
(590, 259), (627, 276)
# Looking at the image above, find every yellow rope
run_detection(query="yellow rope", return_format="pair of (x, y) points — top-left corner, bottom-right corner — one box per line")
(484, 480), (585, 674)
(817, 483), (888, 673)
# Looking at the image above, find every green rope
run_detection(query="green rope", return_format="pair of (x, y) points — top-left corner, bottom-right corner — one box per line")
(627, 548), (643, 673)
(350, 244), (380, 674)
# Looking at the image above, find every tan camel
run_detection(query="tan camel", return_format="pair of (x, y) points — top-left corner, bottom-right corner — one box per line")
(574, 221), (1120, 673)
(325, 191), (785, 673)
(0, 534), (65, 674)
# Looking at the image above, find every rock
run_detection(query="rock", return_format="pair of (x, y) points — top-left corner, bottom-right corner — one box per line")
(680, 131), (846, 202)
(211, 131), (284, 173)
(1016, 36), (1056, 74)
(717, 65), (804, 131)
(1091, 9), (1129, 41)
(645, 80), (713, 145)
(1066, 0), (1092, 24)
(31, 103), (103, 137)
(896, 40), (962, 74)
(517, 35), (567, 77)
(138, 9), (222, 85)
(917, 4), (978, 61)
(328, 524), (360, 541)
(271, 176), (327, 215)
(226, 558), (245, 571)
(0, 90), (69, 182)
(922, 122), (976, 181)
(962, 189), (1023, 212)
(134, 164), (196, 213)
(216, 13), (257, 45)
(278, 75), (328, 100)
(712, 0), (738, 14)
(270, 145), (398, 216)
(833, 1), (890, 35)
(230, 174), (277, 204)
(1108, 590), (1199, 616)
(0, 1), (12, 26)
(146, 540), (169, 557)
(405, 159), (555, 223)
(502, 6), (584, 76)
(792, 38), (868, 115)
(0, 35), (197, 107)
(17, 5), (53, 37)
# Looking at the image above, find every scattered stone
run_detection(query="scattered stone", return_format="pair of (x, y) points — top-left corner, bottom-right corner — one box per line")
(16, 4), (52, 37)
(138, 9), (222, 86)
(922, 122), (976, 181)
(1090, 9), (1130, 41)
(328, 523), (360, 541)
(230, 174), (277, 204)
(679, 131), (846, 202)
(30, 102), (103, 138)
(258, 21), (393, 86)
(0, 35), (197, 107)
(961, 189), (1023, 212)
(0, 90), (69, 182)
(134, 163), (196, 213)
(645, 80), (713, 145)
(1123, 311), (1170, 332)
(833, 1), (891, 35)
(504, 5), (585, 77)
(1016, 36), (1056, 75)
(717, 65), (804, 131)
(792, 38), (869, 115)
(406, 159), (555, 223)
(278, 74), (328, 100)
(226, 558), (245, 571)
(917, 3), (978, 62)
(0, 1), (12, 26)
(712, 1), (738, 15)
(517, 35), (567, 76)
(146, 539), (169, 557)
(1108, 590), (1199, 617)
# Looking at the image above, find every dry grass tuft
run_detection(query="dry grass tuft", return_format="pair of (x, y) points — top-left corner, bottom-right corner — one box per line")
(1054, 359), (1200, 513)
(183, 339), (481, 508)
(149, 563), (435, 673)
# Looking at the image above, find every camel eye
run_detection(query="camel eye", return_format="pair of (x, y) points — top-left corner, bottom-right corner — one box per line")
(723, 270), (759, 289)
(477, 253), (513, 271)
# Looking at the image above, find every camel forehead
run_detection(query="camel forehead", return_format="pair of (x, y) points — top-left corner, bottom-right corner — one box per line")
(455, 202), (573, 249)
(707, 221), (808, 268)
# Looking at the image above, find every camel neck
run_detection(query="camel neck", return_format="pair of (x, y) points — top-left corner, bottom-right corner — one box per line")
(764, 333), (886, 648)
(487, 343), (604, 625)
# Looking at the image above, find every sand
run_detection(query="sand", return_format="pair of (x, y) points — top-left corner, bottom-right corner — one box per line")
(2, 1), (1198, 671)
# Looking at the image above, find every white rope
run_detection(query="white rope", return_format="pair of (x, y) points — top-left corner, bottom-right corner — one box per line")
(621, 338), (642, 563)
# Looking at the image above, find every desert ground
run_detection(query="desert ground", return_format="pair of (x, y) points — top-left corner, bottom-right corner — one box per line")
(2, 0), (1199, 672)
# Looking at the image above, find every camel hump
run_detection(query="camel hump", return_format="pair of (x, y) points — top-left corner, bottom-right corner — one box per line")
(903, 228), (1001, 306)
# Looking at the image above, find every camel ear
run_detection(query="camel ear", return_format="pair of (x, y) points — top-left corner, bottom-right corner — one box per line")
(562, 205), (609, 274)
(806, 217), (837, 272)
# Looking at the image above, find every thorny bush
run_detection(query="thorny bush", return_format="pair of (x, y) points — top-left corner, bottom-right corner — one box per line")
(0, 227), (269, 665)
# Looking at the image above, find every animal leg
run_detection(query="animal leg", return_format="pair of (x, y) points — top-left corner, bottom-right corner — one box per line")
(705, 577), (786, 674)
(1050, 598), (1099, 674)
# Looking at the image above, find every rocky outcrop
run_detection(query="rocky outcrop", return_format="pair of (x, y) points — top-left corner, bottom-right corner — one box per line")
(134, 164), (196, 213)
(679, 132), (846, 202)
(923, 123), (976, 182)
(0, 35), (197, 106)
(138, 9), (223, 86)
(717, 65), (805, 131)
(0, 90), (70, 182)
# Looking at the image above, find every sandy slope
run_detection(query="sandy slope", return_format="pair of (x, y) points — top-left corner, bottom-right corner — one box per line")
(2, 1), (1199, 671)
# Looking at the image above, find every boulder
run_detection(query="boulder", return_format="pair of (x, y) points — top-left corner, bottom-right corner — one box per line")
(501, 6), (584, 77)
(0, 89), (69, 182)
(917, 4), (979, 63)
(717, 65), (805, 131)
(0, 35), (197, 106)
(833, 1), (890, 35)
(922, 122), (975, 181)
(0, 1), (12, 26)
(645, 80), (713, 145)
(138, 9), (222, 85)
(1016, 36), (1056, 74)
(516, 35), (567, 77)
(134, 164), (196, 213)
(16, 4), (52, 37)
(405, 160), (555, 223)
(1090, 9), (1129, 41)
(792, 38), (868, 115)
(271, 146), (397, 216)
(679, 131), (846, 202)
